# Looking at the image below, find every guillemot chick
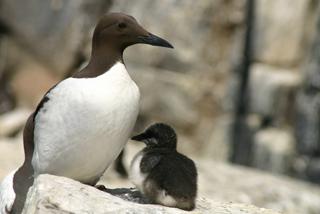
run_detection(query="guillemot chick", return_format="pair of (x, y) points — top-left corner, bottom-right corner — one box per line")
(129, 123), (197, 211)
(0, 13), (173, 213)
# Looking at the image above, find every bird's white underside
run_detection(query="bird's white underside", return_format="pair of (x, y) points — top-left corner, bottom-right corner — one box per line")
(0, 170), (16, 213)
(32, 62), (140, 184)
(157, 190), (177, 207)
(129, 152), (146, 190)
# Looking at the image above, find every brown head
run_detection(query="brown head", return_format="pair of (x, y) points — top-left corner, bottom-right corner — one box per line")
(77, 12), (173, 77)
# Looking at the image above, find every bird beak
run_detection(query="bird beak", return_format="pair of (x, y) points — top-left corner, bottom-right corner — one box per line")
(137, 33), (174, 49)
(131, 133), (155, 146)
(131, 133), (147, 142)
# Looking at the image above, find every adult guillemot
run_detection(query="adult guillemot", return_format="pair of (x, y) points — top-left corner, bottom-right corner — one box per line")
(130, 123), (198, 211)
(0, 12), (173, 213)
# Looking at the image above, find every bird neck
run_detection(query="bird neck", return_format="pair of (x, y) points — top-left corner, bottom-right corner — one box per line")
(73, 44), (124, 78)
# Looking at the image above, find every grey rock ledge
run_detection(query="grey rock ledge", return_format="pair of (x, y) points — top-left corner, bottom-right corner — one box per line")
(22, 174), (280, 214)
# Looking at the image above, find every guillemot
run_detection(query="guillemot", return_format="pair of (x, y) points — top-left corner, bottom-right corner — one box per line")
(0, 12), (173, 213)
(129, 123), (198, 211)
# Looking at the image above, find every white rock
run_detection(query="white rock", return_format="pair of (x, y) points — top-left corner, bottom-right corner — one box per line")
(198, 161), (320, 214)
(22, 174), (280, 214)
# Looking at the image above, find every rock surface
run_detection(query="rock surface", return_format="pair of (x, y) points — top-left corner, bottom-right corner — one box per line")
(2, 136), (320, 214)
(248, 63), (301, 124)
(22, 174), (280, 214)
(252, 128), (295, 174)
(254, 0), (310, 66)
(294, 8), (320, 157)
(0, 0), (111, 75)
(0, 137), (23, 179)
(99, 144), (320, 214)
(197, 161), (320, 214)
(0, 108), (31, 137)
(111, 0), (245, 72)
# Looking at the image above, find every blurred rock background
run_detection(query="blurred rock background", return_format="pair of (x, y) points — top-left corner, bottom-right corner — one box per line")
(1, 0), (320, 213)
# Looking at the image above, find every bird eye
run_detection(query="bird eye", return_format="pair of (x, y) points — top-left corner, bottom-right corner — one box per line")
(118, 22), (127, 29)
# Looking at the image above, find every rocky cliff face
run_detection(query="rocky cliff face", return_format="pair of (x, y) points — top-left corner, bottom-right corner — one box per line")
(0, 0), (112, 75)
(0, 0), (320, 205)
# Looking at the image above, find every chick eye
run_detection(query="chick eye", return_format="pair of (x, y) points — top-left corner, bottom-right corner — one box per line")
(118, 22), (127, 29)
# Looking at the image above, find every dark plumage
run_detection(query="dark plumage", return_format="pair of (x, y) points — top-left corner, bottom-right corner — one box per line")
(130, 123), (198, 211)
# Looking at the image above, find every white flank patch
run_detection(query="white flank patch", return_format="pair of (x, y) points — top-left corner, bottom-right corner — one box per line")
(129, 151), (146, 191)
(32, 62), (140, 184)
(0, 170), (16, 214)
(157, 190), (177, 207)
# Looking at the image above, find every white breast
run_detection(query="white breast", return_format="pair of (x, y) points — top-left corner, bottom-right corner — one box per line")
(156, 190), (177, 207)
(129, 151), (146, 192)
(32, 62), (140, 184)
(0, 170), (16, 214)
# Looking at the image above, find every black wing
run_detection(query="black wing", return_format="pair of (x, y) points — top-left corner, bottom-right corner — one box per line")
(33, 83), (58, 121)
(148, 152), (198, 198)
(140, 154), (162, 173)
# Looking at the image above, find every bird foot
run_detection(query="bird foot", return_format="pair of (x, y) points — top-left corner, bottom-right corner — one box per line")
(95, 184), (108, 192)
